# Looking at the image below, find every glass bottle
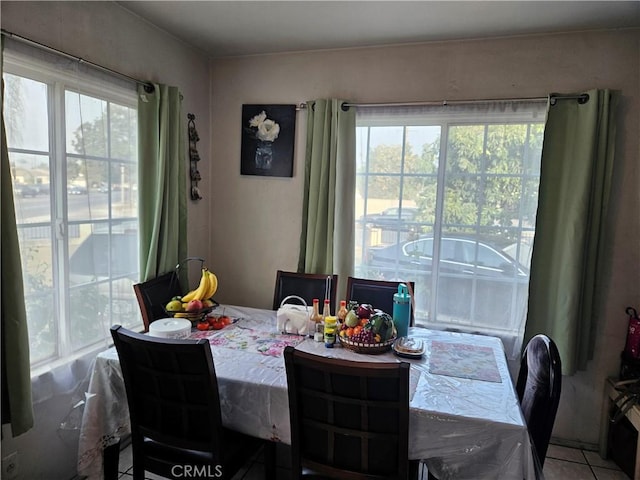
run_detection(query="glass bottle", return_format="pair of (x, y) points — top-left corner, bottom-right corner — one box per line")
(337, 300), (348, 322)
(309, 299), (323, 338)
(322, 299), (331, 319)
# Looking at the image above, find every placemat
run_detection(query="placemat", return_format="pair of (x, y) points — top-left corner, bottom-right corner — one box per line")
(429, 341), (502, 383)
(190, 326), (305, 357)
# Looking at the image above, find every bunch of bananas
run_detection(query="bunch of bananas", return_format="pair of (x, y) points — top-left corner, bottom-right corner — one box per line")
(182, 268), (218, 302)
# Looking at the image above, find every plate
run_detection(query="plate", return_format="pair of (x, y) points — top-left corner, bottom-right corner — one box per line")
(393, 336), (425, 358)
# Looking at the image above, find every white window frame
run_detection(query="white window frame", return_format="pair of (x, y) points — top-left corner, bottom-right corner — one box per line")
(3, 51), (140, 374)
(355, 103), (545, 355)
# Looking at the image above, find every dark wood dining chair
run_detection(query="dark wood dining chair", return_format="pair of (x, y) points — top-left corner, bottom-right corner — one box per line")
(133, 271), (183, 332)
(346, 276), (416, 326)
(272, 270), (338, 311)
(133, 257), (208, 332)
(283, 346), (419, 479)
(110, 325), (264, 480)
(516, 334), (562, 470)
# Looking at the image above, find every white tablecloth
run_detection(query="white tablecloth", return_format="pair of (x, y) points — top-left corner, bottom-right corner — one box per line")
(77, 305), (534, 480)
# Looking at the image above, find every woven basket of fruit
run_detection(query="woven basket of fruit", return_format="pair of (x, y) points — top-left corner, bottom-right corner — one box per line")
(338, 303), (396, 354)
(164, 266), (219, 324)
(338, 335), (396, 354)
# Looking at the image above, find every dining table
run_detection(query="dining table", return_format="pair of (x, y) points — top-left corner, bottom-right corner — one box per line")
(77, 304), (535, 480)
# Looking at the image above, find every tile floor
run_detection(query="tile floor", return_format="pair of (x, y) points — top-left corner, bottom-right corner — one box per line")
(114, 442), (631, 480)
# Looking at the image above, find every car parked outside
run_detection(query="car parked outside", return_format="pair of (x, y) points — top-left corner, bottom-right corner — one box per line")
(358, 207), (418, 228)
(366, 235), (529, 329)
(13, 183), (40, 197)
(67, 184), (88, 195)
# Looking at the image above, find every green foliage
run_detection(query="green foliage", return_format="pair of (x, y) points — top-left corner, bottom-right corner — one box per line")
(358, 122), (544, 242)
(69, 102), (137, 187)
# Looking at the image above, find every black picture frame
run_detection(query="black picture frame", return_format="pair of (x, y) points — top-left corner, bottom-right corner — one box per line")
(241, 104), (296, 177)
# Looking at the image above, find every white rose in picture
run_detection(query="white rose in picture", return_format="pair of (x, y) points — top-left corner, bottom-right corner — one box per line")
(257, 119), (280, 142)
(249, 110), (267, 128)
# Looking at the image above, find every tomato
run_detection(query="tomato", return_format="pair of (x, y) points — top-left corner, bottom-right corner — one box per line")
(220, 315), (232, 325)
(211, 320), (225, 330)
(208, 316), (219, 326)
(196, 322), (209, 331)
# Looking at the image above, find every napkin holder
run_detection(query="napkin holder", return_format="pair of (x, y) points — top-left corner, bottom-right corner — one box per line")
(276, 295), (310, 335)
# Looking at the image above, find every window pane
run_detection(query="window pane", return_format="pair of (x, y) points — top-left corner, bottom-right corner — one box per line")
(110, 103), (138, 161)
(66, 91), (108, 157)
(367, 127), (404, 172)
(69, 223), (138, 283)
(10, 152), (51, 223)
(3, 73), (49, 151)
(18, 226), (56, 363)
(356, 107), (544, 341)
(111, 161), (138, 219)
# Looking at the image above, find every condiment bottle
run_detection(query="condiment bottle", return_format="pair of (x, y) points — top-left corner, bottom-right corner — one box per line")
(322, 299), (331, 319)
(309, 299), (323, 338)
(337, 300), (348, 323)
(324, 316), (337, 347)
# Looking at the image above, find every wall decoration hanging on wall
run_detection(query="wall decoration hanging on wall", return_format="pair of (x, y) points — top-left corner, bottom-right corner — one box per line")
(241, 104), (296, 177)
(188, 113), (203, 200)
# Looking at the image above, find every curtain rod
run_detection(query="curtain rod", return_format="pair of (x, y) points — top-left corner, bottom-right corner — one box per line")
(1, 29), (155, 93)
(296, 93), (589, 110)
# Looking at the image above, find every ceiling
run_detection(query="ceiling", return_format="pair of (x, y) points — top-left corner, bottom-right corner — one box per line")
(118, 1), (640, 58)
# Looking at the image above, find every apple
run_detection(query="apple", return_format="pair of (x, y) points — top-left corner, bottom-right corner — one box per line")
(165, 300), (183, 312)
(202, 299), (214, 308)
(345, 310), (359, 328)
(186, 299), (203, 312)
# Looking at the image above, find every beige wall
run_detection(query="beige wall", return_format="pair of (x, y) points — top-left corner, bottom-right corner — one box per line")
(210, 29), (640, 446)
(1, 2), (211, 478)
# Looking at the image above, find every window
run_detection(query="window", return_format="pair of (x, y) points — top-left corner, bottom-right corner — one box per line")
(3, 51), (141, 372)
(355, 102), (545, 351)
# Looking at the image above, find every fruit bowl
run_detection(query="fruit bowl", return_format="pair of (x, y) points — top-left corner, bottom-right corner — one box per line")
(163, 301), (218, 324)
(338, 334), (397, 354)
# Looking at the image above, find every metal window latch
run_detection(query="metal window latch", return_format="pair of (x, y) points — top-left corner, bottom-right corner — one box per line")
(56, 220), (65, 239)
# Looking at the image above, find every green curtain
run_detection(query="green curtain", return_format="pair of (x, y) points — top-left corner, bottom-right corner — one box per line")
(137, 84), (187, 282)
(525, 89), (619, 375)
(298, 99), (356, 301)
(1, 68), (34, 434)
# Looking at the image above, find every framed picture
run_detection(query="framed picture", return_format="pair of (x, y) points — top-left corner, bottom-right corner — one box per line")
(241, 104), (296, 177)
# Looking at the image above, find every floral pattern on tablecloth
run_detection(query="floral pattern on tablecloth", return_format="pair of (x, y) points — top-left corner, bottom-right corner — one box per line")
(190, 326), (305, 357)
(429, 341), (502, 383)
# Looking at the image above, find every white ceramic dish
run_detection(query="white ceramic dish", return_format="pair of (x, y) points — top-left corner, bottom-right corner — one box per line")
(148, 318), (192, 339)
